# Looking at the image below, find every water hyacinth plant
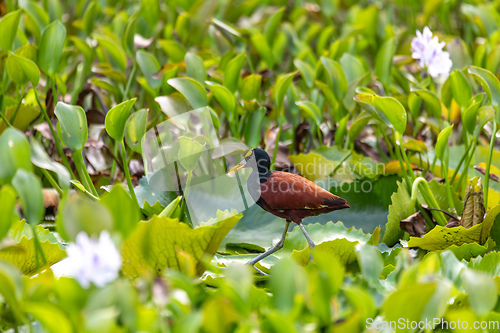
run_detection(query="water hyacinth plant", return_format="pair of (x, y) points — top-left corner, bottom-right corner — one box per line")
(411, 27), (453, 78)
(1, 0), (500, 332)
(52, 231), (121, 288)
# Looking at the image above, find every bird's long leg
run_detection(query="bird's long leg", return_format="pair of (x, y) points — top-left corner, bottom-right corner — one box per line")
(247, 220), (291, 274)
(298, 223), (315, 262)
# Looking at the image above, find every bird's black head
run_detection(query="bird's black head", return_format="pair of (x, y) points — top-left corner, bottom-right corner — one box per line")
(252, 148), (271, 175)
(228, 148), (271, 176)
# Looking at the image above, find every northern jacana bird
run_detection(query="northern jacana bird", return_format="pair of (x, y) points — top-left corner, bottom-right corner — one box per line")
(229, 148), (350, 274)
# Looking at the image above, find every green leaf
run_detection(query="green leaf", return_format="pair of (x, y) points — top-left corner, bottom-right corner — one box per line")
(168, 77), (208, 109)
(6, 52), (40, 87)
(264, 7), (284, 45)
(105, 98), (137, 142)
(121, 13), (138, 57)
(463, 94), (485, 134)
(382, 283), (439, 333)
(37, 20), (66, 76)
(0, 186), (18, 241)
(348, 114), (371, 143)
(294, 59), (314, 88)
(82, 1), (97, 35)
(95, 35), (127, 71)
(291, 239), (359, 266)
(136, 51), (162, 90)
(30, 140), (70, 190)
(178, 136), (206, 172)
(244, 107), (266, 148)
(250, 33), (274, 68)
(469, 66), (500, 116)
(268, 258), (306, 312)
(0, 10), (22, 51)
(414, 90), (442, 118)
(296, 101), (322, 125)
(382, 181), (411, 246)
(435, 125), (454, 162)
(54, 102), (88, 151)
(185, 52), (206, 84)
(0, 128), (32, 185)
(320, 57), (347, 100)
(0, 221), (66, 276)
(101, 186), (140, 239)
(408, 204), (500, 250)
(0, 259), (24, 322)
(449, 70), (472, 107)
(241, 74), (262, 102)
(223, 53), (246, 93)
(125, 109), (148, 153)
(12, 170), (44, 226)
(122, 211), (241, 277)
(206, 81), (236, 120)
(158, 40), (186, 63)
(284, 221), (371, 255)
(372, 95), (407, 134)
(461, 268), (497, 316)
(24, 302), (73, 333)
(375, 38), (396, 88)
(356, 244), (384, 288)
(274, 72), (296, 111)
(56, 194), (113, 242)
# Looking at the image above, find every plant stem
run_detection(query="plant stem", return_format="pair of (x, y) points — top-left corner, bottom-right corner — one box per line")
(120, 140), (140, 211)
(41, 169), (63, 197)
(410, 177), (448, 226)
(73, 150), (98, 197)
(34, 89), (75, 178)
(455, 137), (478, 192)
(484, 121), (498, 209)
(32, 225), (48, 266)
(123, 61), (138, 101)
(8, 89), (26, 124)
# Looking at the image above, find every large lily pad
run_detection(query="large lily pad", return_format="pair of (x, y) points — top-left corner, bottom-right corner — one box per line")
(0, 221), (66, 276)
(122, 210), (241, 277)
(408, 204), (500, 250)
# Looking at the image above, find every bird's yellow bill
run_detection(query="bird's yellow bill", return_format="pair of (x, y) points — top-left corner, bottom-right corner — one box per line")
(228, 160), (246, 174)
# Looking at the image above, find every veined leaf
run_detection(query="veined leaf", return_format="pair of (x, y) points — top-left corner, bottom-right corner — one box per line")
(0, 221), (66, 276)
(122, 211), (241, 277)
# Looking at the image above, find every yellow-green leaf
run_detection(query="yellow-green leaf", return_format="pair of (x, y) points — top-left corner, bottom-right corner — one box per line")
(122, 211), (241, 277)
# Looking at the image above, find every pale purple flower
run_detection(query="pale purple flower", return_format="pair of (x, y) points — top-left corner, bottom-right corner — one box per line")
(52, 231), (121, 288)
(411, 27), (452, 78)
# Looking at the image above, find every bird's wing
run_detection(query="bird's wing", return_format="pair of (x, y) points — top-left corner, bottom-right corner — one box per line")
(260, 171), (347, 210)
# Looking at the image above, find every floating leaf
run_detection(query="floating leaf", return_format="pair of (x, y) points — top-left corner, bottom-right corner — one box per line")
(291, 239), (358, 266)
(122, 211), (241, 277)
(0, 221), (66, 276)
(408, 204), (500, 250)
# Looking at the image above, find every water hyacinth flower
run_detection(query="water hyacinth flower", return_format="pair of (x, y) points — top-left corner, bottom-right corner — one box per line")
(53, 231), (122, 288)
(411, 27), (452, 78)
